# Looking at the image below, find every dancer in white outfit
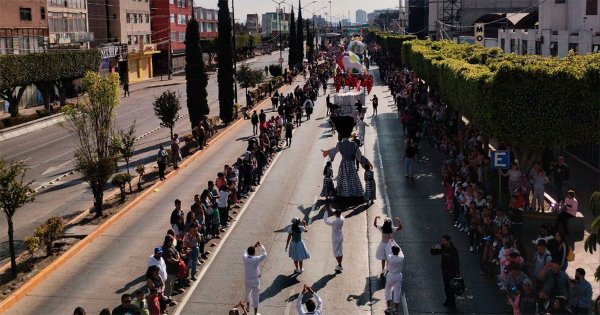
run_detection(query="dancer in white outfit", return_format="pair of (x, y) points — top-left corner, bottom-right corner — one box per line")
(374, 216), (403, 276)
(296, 284), (323, 315)
(324, 208), (345, 272)
(385, 245), (405, 314)
(243, 241), (268, 314)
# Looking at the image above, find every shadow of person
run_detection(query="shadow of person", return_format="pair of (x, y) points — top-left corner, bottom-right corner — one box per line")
(115, 274), (146, 294)
(346, 275), (381, 306)
(259, 274), (300, 302)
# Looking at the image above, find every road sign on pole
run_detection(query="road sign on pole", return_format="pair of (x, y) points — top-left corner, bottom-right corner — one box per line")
(491, 150), (510, 169)
(474, 23), (484, 46)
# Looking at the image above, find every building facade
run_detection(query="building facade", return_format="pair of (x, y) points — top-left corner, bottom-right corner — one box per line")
(151, 0), (193, 75)
(356, 10), (367, 25)
(0, 0), (49, 55)
(246, 13), (260, 34)
(261, 10), (290, 36)
(88, 0), (157, 83)
(47, 0), (92, 49)
(498, 0), (600, 57)
(194, 6), (219, 39)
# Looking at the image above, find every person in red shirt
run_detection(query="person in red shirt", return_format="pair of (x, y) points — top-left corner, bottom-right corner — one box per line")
(147, 288), (161, 315)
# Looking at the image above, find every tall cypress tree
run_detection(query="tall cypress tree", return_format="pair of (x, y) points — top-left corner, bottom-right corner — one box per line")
(217, 0), (234, 124)
(306, 20), (314, 63)
(297, 0), (304, 64)
(185, 18), (209, 128)
(288, 8), (296, 68)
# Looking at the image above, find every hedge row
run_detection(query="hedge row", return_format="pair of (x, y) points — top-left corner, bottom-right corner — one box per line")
(0, 50), (101, 91)
(398, 39), (600, 149)
(374, 32), (417, 64)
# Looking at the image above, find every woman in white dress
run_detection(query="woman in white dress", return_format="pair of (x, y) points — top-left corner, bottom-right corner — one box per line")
(374, 216), (403, 276)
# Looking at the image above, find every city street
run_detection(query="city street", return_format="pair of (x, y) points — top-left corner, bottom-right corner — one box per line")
(0, 51), (287, 257)
(5, 67), (508, 314)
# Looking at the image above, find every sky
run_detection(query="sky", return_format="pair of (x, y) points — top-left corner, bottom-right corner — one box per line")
(194, 0), (401, 23)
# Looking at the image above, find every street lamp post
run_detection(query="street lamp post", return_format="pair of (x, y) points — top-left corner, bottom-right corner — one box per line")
(271, 0), (286, 69)
(232, 0), (238, 103)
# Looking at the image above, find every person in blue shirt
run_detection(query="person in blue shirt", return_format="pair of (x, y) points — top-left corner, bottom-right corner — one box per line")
(570, 268), (593, 314)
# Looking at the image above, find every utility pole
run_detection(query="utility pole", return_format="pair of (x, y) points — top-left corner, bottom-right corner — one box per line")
(232, 0), (238, 103)
(168, 38), (172, 80)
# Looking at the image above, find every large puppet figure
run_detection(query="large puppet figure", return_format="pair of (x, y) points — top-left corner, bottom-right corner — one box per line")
(322, 116), (370, 200)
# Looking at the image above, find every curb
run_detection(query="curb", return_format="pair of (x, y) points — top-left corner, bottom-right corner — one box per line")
(0, 113), (65, 143)
(0, 77), (298, 313)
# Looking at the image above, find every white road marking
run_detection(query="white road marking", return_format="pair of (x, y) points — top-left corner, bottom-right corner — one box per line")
(173, 125), (290, 315)
(373, 119), (409, 315)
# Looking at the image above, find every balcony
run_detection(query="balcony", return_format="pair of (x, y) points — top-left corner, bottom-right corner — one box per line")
(49, 32), (94, 45)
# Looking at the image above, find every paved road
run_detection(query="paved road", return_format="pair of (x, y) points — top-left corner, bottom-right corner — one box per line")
(5, 66), (510, 315)
(0, 51), (287, 254)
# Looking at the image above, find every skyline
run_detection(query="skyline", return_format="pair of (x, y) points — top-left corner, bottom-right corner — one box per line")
(193, 0), (401, 23)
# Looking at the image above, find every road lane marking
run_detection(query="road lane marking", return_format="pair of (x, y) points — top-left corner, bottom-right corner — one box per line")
(373, 114), (409, 315)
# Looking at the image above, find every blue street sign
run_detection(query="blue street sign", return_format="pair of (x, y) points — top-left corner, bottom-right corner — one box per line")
(491, 150), (511, 169)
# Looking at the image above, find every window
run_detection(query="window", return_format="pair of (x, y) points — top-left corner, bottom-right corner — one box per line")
(0, 38), (14, 54)
(169, 0), (174, 4)
(555, 0), (565, 3)
(586, 0), (598, 15)
(549, 42), (558, 56)
(568, 42), (579, 53)
(126, 13), (131, 23)
(500, 38), (505, 52)
(593, 44), (600, 53)
(170, 32), (176, 41)
(170, 14), (175, 23)
(20, 8), (32, 21)
(177, 0), (186, 7)
(133, 13), (138, 23)
(139, 14), (143, 23)
(510, 39), (515, 53)
(178, 14), (186, 24)
(179, 32), (185, 42)
(133, 35), (138, 44)
(535, 40), (542, 55)
(145, 35), (151, 44)
(522, 40), (528, 55)
(127, 35), (132, 45)
(145, 14), (150, 23)
(41, 7), (46, 20)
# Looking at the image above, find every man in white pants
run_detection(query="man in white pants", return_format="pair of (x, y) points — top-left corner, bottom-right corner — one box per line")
(385, 244), (404, 314)
(323, 208), (344, 272)
(243, 241), (268, 314)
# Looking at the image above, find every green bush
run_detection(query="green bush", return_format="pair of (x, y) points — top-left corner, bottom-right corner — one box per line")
(397, 39), (600, 150)
(268, 64), (283, 77)
(33, 217), (64, 256)
(111, 173), (133, 201)
(24, 236), (41, 255)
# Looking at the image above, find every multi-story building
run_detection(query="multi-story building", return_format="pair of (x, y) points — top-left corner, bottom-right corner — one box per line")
(356, 10), (367, 25)
(151, 0), (192, 75)
(0, 0), (49, 55)
(47, 0), (92, 49)
(89, 0), (157, 83)
(428, 0), (538, 40)
(246, 14), (260, 34)
(498, 0), (600, 57)
(261, 10), (290, 36)
(194, 6), (219, 39)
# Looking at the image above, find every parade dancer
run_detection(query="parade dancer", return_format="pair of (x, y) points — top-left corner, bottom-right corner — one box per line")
(364, 164), (376, 205)
(324, 208), (345, 273)
(296, 284), (323, 315)
(285, 218), (311, 273)
(385, 245), (405, 314)
(374, 216), (403, 276)
(243, 241), (268, 315)
(320, 162), (336, 205)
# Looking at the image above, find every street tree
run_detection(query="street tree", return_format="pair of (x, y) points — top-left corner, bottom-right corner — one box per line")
(297, 1), (304, 64)
(584, 191), (600, 281)
(288, 8), (297, 68)
(217, 0), (235, 124)
(153, 90), (181, 140)
(185, 18), (209, 128)
(62, 71), (120, 217)
(112, 122), (137, 192)
(0, 159), (35, 278)
(236, 64), (265, 95)
(306, 20), (315, 63)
